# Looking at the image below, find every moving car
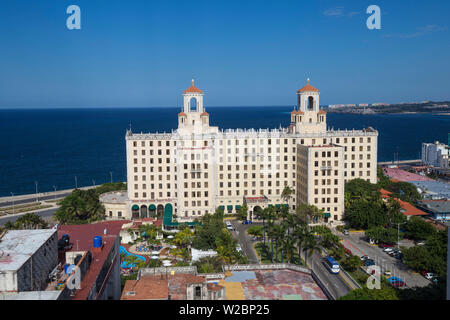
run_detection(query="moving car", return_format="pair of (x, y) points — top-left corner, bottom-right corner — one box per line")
(242, 220), (253, 225)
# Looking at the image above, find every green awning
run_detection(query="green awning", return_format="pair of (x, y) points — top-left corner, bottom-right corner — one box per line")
(218, 206), (225, 210)
(268, 204), (273, 207)
(283, 204), (289, 208)
(324, 212), (331, 218)
(235, 205), (241, 210)
(149, 204), (156, 210)
(227, 205), (233, 210)
(275, 204), (281, 208)
(132, 204), (139, 210)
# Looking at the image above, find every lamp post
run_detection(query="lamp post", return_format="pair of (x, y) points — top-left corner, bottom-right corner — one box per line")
(75, 176), (78, 189)
(11, 192), (14, 215)
(397, 222), (407, 250)
(53, 186), (57, 201)
(110, 171), (113, 183)
(35, 181), (38, 202)
(92, 179), (96, 187)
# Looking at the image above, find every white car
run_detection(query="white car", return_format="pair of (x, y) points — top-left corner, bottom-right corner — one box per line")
(236, 245), (242, 252)
(425, 272), (434, 280)
(383, 248), (393, 253)
(384, 271), (392, 277)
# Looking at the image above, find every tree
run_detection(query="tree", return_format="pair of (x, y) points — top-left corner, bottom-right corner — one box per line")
(339, 287), (398, 300)
(281, 186), (294, 205)
(4, 213), (48, 230)
(404, 216), (437, 241)
(344, 199), (386, 229)
(385, 181), (422, 204)
(345, 178), (381, 204)
(281, 234), (297, 263)
(402, 245), (432, 272)
(296, 203), (323, 225)
(247, 225), (263, 237)
(236, 204), (248, 221)
(365, 226), (398, 244)
(303, 232), (320, 266)
(341, 255), (362, 272)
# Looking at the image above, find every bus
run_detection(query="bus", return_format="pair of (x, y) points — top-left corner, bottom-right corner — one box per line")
(324, 256), (340, 274)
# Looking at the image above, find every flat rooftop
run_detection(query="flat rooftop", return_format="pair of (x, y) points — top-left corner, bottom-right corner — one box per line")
(410, 181), (450, 199)
(419, 200), (450, 213)
(218, 269), (327, 300)
(99, 191), (128, 204)
(0, 229), (56, 272)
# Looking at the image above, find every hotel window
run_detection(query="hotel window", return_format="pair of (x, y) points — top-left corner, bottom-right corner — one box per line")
(133, 141), (137, 147)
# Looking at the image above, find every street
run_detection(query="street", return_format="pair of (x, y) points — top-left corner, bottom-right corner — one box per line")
(228, 219), (353, 298)
(334, 229), (431, 288)
(0, 207), (58, 225)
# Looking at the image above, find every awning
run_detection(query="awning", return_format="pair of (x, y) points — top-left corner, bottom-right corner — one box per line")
(275, 204), (281, 208)
(149, 204), (156, 210)
(268, 204), (273, 207)
(227, 205), (233, 210)
(324, 212), (331, 218)
(235, 205), (241, 210)
(218, 206), (225, 210)
(132, 205), (139, 210)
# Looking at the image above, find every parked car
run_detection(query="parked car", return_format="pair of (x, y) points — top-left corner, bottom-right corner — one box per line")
(383, 247), (393, 253)
(236, 245), (242, 252)
(425, 272), (435, 280)
(364, 259), (375, 267)
(416, 241), (426, 246)
(226, 225), (234, 231)
(360, 255), (370, 261)
(384, 270), (392, 277)
(343, 230), (349, 235)
(242, 220), (253, 225)
(391, 280), (406, 287)
(379, 243), (394, 248)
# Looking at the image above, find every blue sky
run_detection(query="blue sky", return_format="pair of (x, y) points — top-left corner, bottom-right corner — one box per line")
(0, 0), (449, 108)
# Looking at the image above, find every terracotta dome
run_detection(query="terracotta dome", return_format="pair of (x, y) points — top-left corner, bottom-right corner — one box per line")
(297, 79), (320, 93)
(183, 79), (203, 94)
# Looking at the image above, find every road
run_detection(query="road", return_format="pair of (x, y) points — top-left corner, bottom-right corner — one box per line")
(306, 249), (353, 299)
(228, 219), (353, 298)
(0, 208), (58, 225)
(335, 229), (430, 288)
(229, 219), (260, 264)
(0, 194), (69, 208)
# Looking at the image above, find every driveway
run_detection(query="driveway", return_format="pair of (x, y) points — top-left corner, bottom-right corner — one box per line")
(335, 229), (430, 288)
(229, 219), (260, 264)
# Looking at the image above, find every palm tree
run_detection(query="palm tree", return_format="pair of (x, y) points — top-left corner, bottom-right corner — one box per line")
(270, 224), (284, 263)
(303, 232), (321, 267)
(281, 234), (297, 263)
(281, 186), (294, 207)
(294, 223), (307, 265)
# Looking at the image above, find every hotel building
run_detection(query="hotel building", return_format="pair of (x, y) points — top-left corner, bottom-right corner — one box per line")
(119, 80), (378, 226)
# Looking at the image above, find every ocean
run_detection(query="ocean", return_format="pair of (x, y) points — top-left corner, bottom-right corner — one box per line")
(0, 107), (449, 197)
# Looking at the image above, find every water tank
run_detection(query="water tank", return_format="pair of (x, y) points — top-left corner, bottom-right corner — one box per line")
(93, 236), (103, 248)
(62, 234), (70, 244)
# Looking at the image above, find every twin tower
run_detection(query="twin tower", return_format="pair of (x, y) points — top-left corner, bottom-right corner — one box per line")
(177, 79), (327, 135)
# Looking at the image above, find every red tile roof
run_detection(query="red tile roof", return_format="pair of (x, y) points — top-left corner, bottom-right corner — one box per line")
(183, 80), (203, 94)
(178, 112), (187, 117)
(297, 79), (320, 93)
(380, 188), (393, 198)
(318, 110), (326, 115)
(57, 221), (126, 300)
(396, 198), (428, 216)
(201, 112), (209, 116)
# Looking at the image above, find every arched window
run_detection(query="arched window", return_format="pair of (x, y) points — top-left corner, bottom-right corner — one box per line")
(190, 97), (197, 111)
(308, 96), (314, 110)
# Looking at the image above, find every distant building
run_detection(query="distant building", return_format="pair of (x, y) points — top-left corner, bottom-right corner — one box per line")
(422, 141), (450, 168)
(0, 229), (58, 295)
(379, 188), (428, 220)
(417, 200), (450, 222)
(358, 104), (369, 107)
(372, 103), (390, 107)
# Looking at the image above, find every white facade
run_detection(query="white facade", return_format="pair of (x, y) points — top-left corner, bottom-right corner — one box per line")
(124, 80), (378, 224)
(422, 141), (450, 168)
